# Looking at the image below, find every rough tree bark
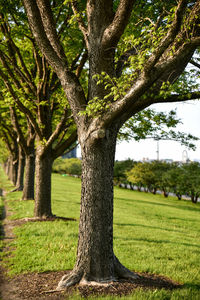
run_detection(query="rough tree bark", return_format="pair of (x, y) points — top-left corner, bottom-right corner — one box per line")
(14, 146), (25, 191)
(58, 127), (138, 288)
(34, 146), (53, 218)
(9, 152), (18, 186)
(22, 153), (35, 200)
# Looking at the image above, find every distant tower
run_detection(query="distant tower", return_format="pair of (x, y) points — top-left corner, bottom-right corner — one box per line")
(156, 140), (159, 161)
(182, 150), (188, 163)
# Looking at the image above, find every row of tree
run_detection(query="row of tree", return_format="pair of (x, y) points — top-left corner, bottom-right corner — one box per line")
(0, 0), (200, 289)
(125, 160), (200, 203)
(0, 1), (78, 217)
(1, 0), (197, 220)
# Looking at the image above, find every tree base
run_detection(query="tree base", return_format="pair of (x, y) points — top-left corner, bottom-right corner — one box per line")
(56, 256), (139, 291)
(11, 186), (23, 192)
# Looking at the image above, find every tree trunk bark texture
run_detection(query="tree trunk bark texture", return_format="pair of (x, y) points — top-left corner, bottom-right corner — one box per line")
(8, 155), (18, 186)
(14, 149), (25, 191)
(22, 154), (35, 200)
(34, 148), (53, 218)
(57, 129), (138, 289)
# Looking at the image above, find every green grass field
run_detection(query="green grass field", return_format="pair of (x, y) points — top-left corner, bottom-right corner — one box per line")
(0, 167), (200, 299)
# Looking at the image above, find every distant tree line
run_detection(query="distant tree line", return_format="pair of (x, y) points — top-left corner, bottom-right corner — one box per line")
(52, 158), (200, 204)
(115, 160), (200, 203)
(52, 158), (82, 177)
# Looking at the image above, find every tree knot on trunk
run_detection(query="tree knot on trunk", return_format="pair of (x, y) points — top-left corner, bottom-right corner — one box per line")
(91, 128), (106, 140)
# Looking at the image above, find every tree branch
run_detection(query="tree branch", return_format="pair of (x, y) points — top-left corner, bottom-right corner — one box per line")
(23, 0), (65, 74)
(71, 1), (88, 46)
(0, 16), (34, 85)
(75, 50), (88, 78)
(0, 67), (43, 140)
(23, 0), (87, 117)
(144, 0), (188, 74)
(102, 0), (136, 48)
(190, 59), (200, 69)
(35, 0), (68, 64)
(115, 47), (137, 78)
(1, 50), (36, 94)
(0, 50), (22, 90)
(53, 129), (77, 160)
(9, 106), (28, 154)
(93, 43), (198, 130)
(154, 91), (200, 104)
(42, 108), (71, 154)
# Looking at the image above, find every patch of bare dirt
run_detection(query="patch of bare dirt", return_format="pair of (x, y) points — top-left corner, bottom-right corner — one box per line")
(0, 270), (182, 300)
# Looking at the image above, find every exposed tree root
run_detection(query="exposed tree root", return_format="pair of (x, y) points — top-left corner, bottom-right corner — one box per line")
(80, 278), (116, 286)
(114, 255), (139, 280)
(56, 271), (83, 290)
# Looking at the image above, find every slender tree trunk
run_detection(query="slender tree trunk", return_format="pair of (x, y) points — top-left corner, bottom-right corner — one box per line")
(176, 193), (182, 200)
(8, 155), (18, 186)
(34, 147), (53, 218)
(22, 153), (35, 200)
(57, 129), (137, 289)
(12, 159), (18, 186)
(191, 194), (198, 203)
(14, 148), (25, 191)
(163, 190), (169, 198)
(8, 156), (13, 181)
(5, 158), (10, 176)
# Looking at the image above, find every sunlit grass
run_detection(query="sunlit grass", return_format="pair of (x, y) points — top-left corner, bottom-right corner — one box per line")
(113, 187), (200, 286)
(1, 171), (200, 299)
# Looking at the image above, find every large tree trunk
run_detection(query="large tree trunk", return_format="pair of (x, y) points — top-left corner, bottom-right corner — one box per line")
(22, 153), (35, 200)
(34, 147), (53, 218)
(57, 129), (138, 289)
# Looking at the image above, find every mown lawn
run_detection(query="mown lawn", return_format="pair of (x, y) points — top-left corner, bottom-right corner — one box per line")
(0, 168), (200, 299)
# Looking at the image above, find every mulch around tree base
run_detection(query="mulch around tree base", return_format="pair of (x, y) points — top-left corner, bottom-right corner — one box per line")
(0, 269), (182, 300)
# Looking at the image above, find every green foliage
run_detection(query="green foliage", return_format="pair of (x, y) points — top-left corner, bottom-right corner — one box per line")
(114, 159), (135, 184)
(0, 140), (9, 163)
(127, 160), (200, 202)
(181, 162), (200, 202)
(126, 161), (156, 191)
(52, 157), (82, 176)
(118, 108), (199, 150)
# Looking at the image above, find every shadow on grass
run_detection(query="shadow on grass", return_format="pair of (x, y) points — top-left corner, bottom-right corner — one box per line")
(54, 199), (80, 205)
(114, 235), (200, 249)
(116, 197), (200, 213)
(182, 283), (200, 290)
(10, 215), (77, 226)
(115, 222), (185, 234)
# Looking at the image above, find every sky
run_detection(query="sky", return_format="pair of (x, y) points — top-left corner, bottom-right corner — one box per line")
(76, 99), (200, 162)
(115, 100), (200, 162)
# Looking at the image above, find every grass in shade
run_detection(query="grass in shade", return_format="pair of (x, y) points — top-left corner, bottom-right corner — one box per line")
(1, 170), (200, 299)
